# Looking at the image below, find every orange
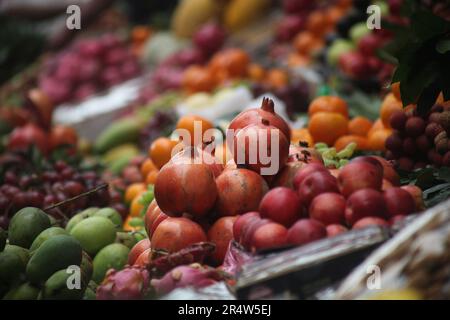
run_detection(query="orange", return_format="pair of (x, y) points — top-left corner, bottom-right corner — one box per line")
(380, 93), (402, 128)
(182, 65), (216, 94)
(306, 11), (329, 36)
(325, 6), (345, 25)
(334, 135), (369, 151)
(287, 53), (310, 67)
(149, 137), (179, 169)
(293, 31), (324, 55)
(265, 69), (289, 89)
(247, 63), (266, 81)
(129, 191), (146, 217)
(140, 158), (157, 178)
(125, 183), (146, 204)
(348, 116), (373, 136)
(308, 112), (349, 146)
(132, 26), (151, 43)
(368, 118), (385, 137)
(176, 115), (214, 146)
(391, 82), (401, 101)
(337, 0), (352, 9)
(308, 96), (349, 118)
(145, 170), (158, 185)
(291, 128), (314, 146)
(367, 129), (392, 151)
(209, 48), (250, 79)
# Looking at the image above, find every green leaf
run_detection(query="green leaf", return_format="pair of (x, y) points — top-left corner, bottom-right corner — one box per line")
(411, 9), (447, 41)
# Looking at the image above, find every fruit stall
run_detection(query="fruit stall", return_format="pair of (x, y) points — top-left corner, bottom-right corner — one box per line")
(0, 0), (449, 301)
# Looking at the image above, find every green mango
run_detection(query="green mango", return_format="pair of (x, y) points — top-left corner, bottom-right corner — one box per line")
(30, 227), (67, 252)
(133, 230), (148, 242)
(3, 282), (39, 300)
(3, 245), (29, 266)
(65, 207), (99, 232)
(70, 216), (116, 257)
(92, 243), (129, 283)
(83, 280), (97, 300)
(80, 251), (93, 283)
(40, 269), (85, 300)
(26, 235), (82, 284)
(47, 214), (59, 227)
(0, 227), (6, 251)
(94, 208), (123, 230)
(0, 251), (25, 295)
(94, 118), (143, 154)
(8, 207), (51, 248)
(115, 231), (138, 249)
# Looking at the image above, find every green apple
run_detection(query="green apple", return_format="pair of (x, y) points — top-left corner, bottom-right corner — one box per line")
(327, 39), (355, 66)
(349, 22), (371, 43)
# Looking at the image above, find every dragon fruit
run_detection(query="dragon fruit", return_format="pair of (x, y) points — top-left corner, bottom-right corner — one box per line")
(96, 266), (150, 300)
(151, 264), (222, 296)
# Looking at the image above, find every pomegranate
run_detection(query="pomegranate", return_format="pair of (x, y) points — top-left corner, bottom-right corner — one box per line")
(259, 187), (303, 227)
(288, 143), (323, 164)
(171, 145), (224, 178)
(207, 216), (237, 265)
(144, 200), (168, 238)
(134, 248), (151, 266)
(215, 168), (268, 216)
(154, 148), (217, 217)
(151, 217), (207, 253)
(232, 118), (289, 176)
(8, 123), (49, 154)
(229, 97), (291, 141)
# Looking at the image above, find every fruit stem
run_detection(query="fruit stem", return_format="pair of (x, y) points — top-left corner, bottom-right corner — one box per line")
(261, 97), (275, 113)
(44, 183), (108, 212)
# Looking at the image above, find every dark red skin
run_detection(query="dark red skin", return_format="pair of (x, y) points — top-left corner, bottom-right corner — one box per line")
(383, 187), (416, 218)
(229, 97), (291, 141)
(351, 156), (384, 178)
(240, 217), (270, 249)
(128, 239), (151, 266)
(207, 216), (237, 265)
(338, 161), (383, 197)
(232, 119), (289, 176)
(251, 222), (288, 251)
(287, 219), (326, 246)
(353, 217), (388, 229)
(326, 224), (348, 237)
(215, 168), (268, 217)
(8, 123), (49, 155)
(293, 163), (328, 190)
(233, 211), (260, 241)
(271, 161), (305, 189)
(309, 192), (346, 226)
(259, 187), (303, 227)
(345, 189), (387, 226)
(134, 248), (151, 267)
(154, 150), (218, 218)
(297, 171), (339, 206)
(151, 217), (207, 253)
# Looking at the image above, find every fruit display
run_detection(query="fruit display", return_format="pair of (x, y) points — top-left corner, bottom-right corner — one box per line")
(1, 0), (450, 302)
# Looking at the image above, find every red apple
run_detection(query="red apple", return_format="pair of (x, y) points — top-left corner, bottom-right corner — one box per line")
(353, 217), (388, 229)
(293, 162), (328, 190)
(287, 219), (326, 246)
(383, 187), (416, 218)
(233, 211), (260, 242)
(298, 171), (339, 206)
(251, 222), (288, 251)
(326, 224), (348, 237)
(345, 189), (387, 225)
(400, 185), (425, 211)
(128, 238), (151, 265)
(309, 192), (346, 225)
(240, 217), (270, 249)
(358, 34), (383, 56)
(338, 51), (370, 79)
(259, 187), (303, 227)
(338, 161), (383, 197)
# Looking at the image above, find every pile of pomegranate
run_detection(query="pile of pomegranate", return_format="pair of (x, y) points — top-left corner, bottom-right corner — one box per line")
(145, 98), (423, 264)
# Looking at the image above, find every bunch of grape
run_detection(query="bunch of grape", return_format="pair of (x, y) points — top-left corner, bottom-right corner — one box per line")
(38, 34), (141, 105)
(315, 142), (357, 168)
(386, 105), (450, 170)
(0, 152), (125, 229)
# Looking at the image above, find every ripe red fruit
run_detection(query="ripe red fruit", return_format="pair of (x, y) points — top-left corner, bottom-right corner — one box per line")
(297, 171), (339, 206)
(427, 150), (442, 166)
(207, 216), (237, 264)
(383, 187), (415, 218)
(128, 238), (151, 266)
(151, 217), (207, 253)
(402, 137), (417, 156)
(389, 110), (407, 130)
(353, 217), (388, 229)
(8, 123), (49, 154)
(338, 161), (383, 197)
(251, 222), (288, 251)
(233, 212), (260, 242)
(309, 192), (346, 225)
(259, 187), (303, 227)
(345, 189), (387, 225)
(397, 157), (415, 171)
(405, 117), (426, 137)
(287, 219), (326, 246)
(240, 217), (270, 249)
(293, 163), (328, 190)
(326, 224), (348, 237)
(415, 135), (431, 153)
(358, 34), (382, 56)
(385, 132), (403, 152)
(339, 51), (370, 79)
(351, 156), (384, 178)
(134, 248), (151, 266)
(371, 156), (400, 186)
(193, 23), (226, 55)
(276, 15), (306, 42)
